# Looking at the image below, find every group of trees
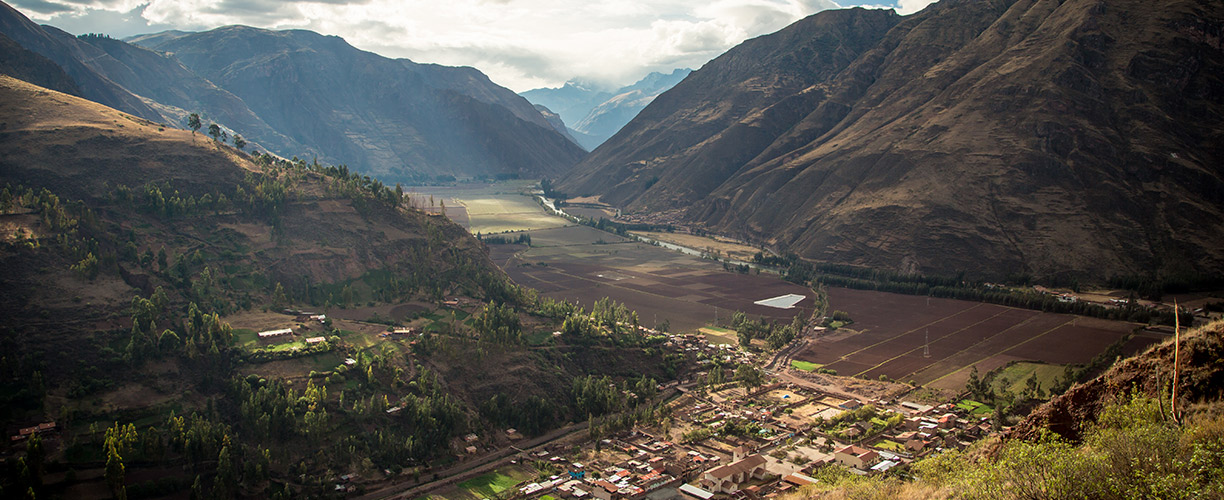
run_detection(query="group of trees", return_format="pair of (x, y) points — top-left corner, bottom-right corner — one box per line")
(472, 302), (523, 344)
(766, 252), (1192, 327)
(2, 184), (106, 279)
(477, 232), (532, 246)
(729, 311), (804, 350)
(187, 113), (245, 150)
(121, 290), (235, 367)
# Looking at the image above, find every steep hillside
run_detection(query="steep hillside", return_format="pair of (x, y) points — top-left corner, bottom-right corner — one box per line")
(0, 31), (78, 95)
(560, 0), (1224, 282)
(70, 33), (301, 158)
(0, 1), (161, 121)
(534, 104), (580, 145)
(0, 73), (500, 326)
(0, 75), (672, 498)
(130, 25), (586, 181)
(1013, 319), (1224, 441)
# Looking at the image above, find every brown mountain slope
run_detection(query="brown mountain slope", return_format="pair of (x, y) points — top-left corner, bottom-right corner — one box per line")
(129, 25), (588, 181)
(0, 1), (161, 121)
(0, 31), (78, 95)
(0, 74), (498, 330)
(559, 0), (1224, 281)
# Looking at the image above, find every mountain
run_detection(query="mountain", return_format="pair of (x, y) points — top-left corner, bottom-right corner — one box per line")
(571, 69), (693, 150)
(0, 1), (162, 121)
(0, 74), (673, 498)
(521, 80), (613, 130)
(558, 0), (1224, 282)
(128, 25), (586, 182)
(0, 2), (584, 182)
(522, 69), (691, 150)
(0, 32), (78, 95)
(533, 103), (580, 145)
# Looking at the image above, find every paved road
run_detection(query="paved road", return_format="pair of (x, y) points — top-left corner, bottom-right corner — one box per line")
(356, 421), (587, 500)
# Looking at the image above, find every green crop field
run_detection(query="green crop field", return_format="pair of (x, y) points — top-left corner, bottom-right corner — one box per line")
(991, 362), (1068, 396)
(791, 360), (821, 371)
(457, 469), (531, 499)
(403, 182), (571, 234)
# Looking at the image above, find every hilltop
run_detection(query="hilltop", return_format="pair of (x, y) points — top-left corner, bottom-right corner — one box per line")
(559, 0), (1224, 282)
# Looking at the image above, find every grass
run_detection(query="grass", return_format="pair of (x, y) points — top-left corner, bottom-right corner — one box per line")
(990, 362), (1068, 396)
(956, 399), (994, 417)
(457, 470), (528, 499)
(232, 328), (257, 347)
(523, 329), (557, 346)
(699, 327), (738, 345)
(791, 360), (822, 371)
(876, 440), (906, 453)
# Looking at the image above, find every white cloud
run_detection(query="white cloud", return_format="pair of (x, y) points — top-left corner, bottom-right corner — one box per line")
(13, 0), (900, 92)
(894, 0), (935, 15)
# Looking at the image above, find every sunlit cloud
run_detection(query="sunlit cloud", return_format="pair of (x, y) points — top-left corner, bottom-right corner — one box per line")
(11, 0), (924, 92)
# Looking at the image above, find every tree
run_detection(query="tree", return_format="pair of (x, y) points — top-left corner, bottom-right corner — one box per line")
(187, 113), (201, 137)
(105, 439), (127, 500)
(735, 365), (763, 389)
(207, 123), (221, 141)
(233, 135), (246, 151)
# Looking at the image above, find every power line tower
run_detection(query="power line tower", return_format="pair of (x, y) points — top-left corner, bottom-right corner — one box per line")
(923, 328), (931, 358)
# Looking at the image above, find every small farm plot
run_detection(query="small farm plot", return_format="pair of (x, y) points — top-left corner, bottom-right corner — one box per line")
(404, 182), (570, 233)
(795, 287), (1153, 392)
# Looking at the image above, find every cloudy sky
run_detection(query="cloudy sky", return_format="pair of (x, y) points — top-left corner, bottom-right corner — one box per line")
(10, 0), (938, 92)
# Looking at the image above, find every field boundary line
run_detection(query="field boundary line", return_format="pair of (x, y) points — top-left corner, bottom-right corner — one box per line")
(849, 307), (1016, 378)
(900, 312), (1045, 383)
(923, 315), (1074, 387)
(832, 303), (986, 362)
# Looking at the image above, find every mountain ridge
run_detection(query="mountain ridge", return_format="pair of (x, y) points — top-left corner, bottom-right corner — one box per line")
(522, 68), (692, 150)
(558, 0), (1224, 282)
(0, 3), (585, 182)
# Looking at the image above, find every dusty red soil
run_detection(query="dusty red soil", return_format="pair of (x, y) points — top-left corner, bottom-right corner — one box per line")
(794, 288), (1159, 389)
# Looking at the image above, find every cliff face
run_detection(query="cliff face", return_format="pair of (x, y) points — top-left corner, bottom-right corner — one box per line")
(560, 0), (1224, 281)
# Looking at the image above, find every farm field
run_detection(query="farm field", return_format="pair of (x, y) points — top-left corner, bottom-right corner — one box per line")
(421, 466), (535, 500)
(630, 231), (761, 262)
(404, 182), (570, 234)
(793, 287), (1166, 392)
(489, 225), (816, 333)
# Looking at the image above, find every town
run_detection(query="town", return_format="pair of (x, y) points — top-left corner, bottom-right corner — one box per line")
(338, 327), (1003, 500)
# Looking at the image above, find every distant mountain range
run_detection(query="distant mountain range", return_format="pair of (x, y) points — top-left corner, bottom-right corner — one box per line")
(558, 0), (1224, 282)
(0, 1), (584, 182)
(521, 69), (691, 150)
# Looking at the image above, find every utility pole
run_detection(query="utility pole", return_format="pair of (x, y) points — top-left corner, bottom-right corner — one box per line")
(924, 328), (930, 358)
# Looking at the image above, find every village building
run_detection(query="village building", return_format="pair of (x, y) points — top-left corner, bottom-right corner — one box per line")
(701, 454), (767, 493)
(257, 328), (293, 338)
(679, 484), (716, 500)
(833, 445), (880, 470)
